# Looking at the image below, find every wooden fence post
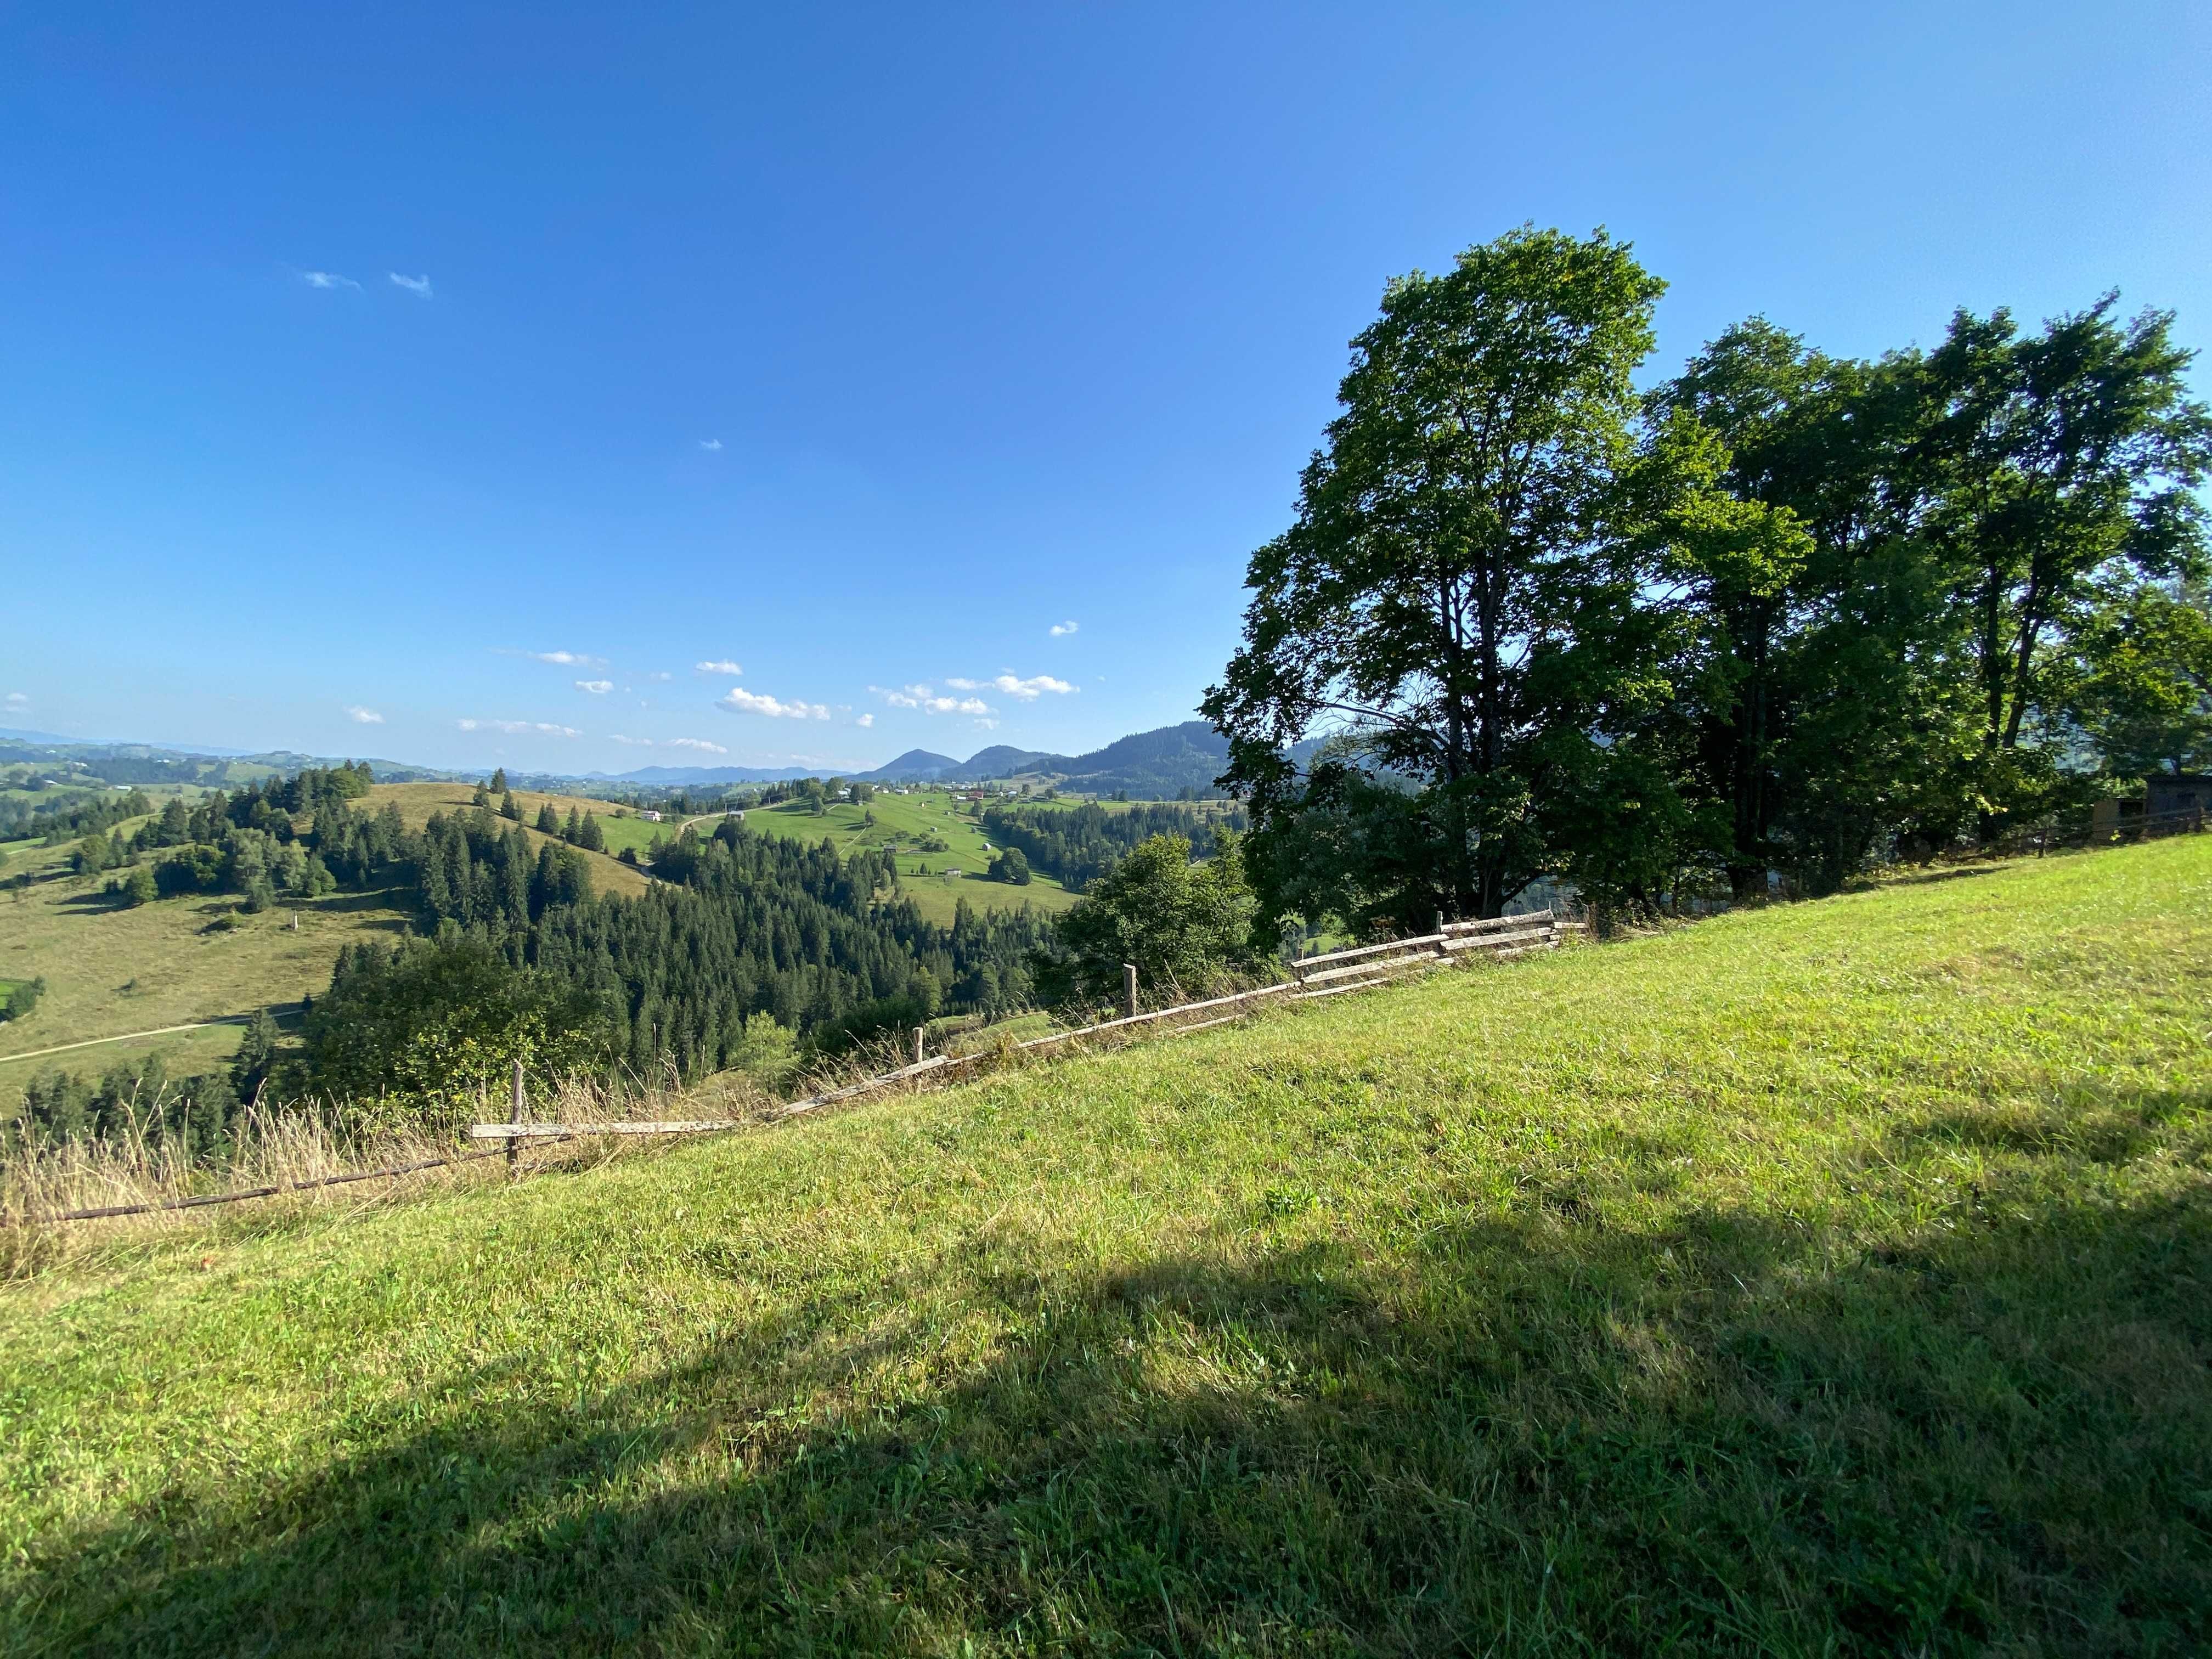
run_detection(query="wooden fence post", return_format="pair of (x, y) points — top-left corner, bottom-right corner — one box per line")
(1124, 963), (1138, 1020)
(914, 1025), (926, 1066)
(507, 1060), (524, 1176)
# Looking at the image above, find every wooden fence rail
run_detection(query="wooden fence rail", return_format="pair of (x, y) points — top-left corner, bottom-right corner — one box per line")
(472, 911), (1581, 1145)
(8, 911), (1579, 1223)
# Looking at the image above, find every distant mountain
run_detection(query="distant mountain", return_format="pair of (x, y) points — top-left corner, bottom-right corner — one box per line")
(0, 734), (451, 786)
(861, 720), (1235, 796)
(0, 719), (1246, 799)
(944, 744), (1055, 779)
(579, 764), (818, 786)
(1048, 721), (1231, 794)
(852, 749), (964, 782)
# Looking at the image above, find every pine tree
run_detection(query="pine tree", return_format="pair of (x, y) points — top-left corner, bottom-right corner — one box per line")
(229, 1009), (280, 1101)
(489, 767), (508, 793)
(472, 782), (492, 810)
(563, 806), (583, 845)
(537, 802), (561, 836)
(501, 791), (522, 822)
(579, 811), (606, 853)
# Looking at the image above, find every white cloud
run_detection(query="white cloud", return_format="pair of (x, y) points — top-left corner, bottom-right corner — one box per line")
(574, 679), (613, 694)
(646, 671), (671, 682)
(1049, 620), (1079, 636)
(389, 272), (433, 298)
(699, 438), (723, 452)
(855, 713), (874, 728)
(457, 718), (581, 737)
(718, 687), (830, 720)
(694, 659), (743, 676)
(871, 683), (992, 716)
(507, 648), (607, 668)
(344, 705), (383, 724)
(5, 691), (29, 708)
(667, 736), (729, 753)
(947, 673), (1074, 702)
(303, 270), (360, 290)
(610, 734), (650, 745)
(973, 718), (999, 730)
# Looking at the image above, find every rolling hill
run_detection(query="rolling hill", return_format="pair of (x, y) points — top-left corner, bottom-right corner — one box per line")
(0, 783), (656, 1087)
(5, 837), (2208, 1651)
(1, 719), (1249, 800)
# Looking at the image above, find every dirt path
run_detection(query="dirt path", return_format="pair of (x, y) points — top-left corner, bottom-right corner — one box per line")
(0, 1019), (249, 1066)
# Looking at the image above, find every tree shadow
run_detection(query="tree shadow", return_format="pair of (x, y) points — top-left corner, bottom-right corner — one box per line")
(15, 1147), (2212, 1655)
(1867, 865), (2009, 889)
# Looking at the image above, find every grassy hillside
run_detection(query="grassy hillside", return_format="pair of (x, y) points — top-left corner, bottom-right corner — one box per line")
(0, 833), (412, 1085)
(4, 839), (2209, 1653)
(0, 783), (646, 1090)
(366, 782), (652, 898)
(740, 787), (1082, 926)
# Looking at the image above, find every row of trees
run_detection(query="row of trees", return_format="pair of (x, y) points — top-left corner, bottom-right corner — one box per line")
(0, 785), (156, 845)
(1206, 227), (2211, 930)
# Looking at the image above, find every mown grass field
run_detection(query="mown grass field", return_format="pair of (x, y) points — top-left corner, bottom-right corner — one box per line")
(740, 788), (1082, 927)
(4, 838), (2209, 1654)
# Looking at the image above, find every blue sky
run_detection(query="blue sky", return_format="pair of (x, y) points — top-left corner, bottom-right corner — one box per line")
(4, 2), (2207, 775)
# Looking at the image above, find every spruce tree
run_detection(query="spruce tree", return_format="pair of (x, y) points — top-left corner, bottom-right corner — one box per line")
(501, 790), (522, 822)
(563, 806), (583, 845)
(579, 811), (606, 853)
(537, 802), (561, 836)
(472, 782), (492, 810)
(489, 767), (508, 793)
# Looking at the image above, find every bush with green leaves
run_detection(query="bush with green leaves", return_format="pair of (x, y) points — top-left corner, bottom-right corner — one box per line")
(294, 935), (618, 1129)
(1034, 832), (1262, 1008)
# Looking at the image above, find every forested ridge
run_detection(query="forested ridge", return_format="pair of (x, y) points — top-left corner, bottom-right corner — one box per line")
(9, 767), (1049, 1146)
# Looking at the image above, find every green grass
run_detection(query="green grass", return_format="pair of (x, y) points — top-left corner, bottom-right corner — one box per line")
(0, 816), (419, 1087)
(4, 839), (2210, 1654)
(742, 788), (1082, 927)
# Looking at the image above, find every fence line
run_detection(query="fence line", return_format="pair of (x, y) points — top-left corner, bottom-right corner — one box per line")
(7, 1141), (551, 1227)
(472, 913), (1581, 1144)
(12, 912), (1579, 1226)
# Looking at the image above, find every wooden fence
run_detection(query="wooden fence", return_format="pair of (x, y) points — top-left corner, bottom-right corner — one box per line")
(471, 910), (1579, 1146)
(11, 911), (1576, 1224)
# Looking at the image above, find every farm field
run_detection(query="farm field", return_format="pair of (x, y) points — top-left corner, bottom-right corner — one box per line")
(5, 836), (2208, 1652)
(737, 787), (1082, 926)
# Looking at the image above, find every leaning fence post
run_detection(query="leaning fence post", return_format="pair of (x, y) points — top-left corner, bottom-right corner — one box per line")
(1124, 963), (1138, 1020)
(914, 1025), (926, 1066)
(507, 1059), (525, 1176)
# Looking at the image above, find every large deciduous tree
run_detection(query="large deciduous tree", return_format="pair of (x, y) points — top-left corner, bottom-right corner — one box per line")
(1918, 298), (2211, 787)
(1205, 226), (1679, 923)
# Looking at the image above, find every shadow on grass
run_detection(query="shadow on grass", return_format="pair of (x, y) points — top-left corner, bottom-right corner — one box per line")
(14, 1156), (2212, 1656)
(1870, 866), (2006, 888)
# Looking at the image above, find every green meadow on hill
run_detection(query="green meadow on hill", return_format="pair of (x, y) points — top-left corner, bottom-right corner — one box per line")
(0, 830), (414, 1085)
(740, 787), (1083, 926)
(4, 835), (2208, 1654)
(0, 783), (651, 1089)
